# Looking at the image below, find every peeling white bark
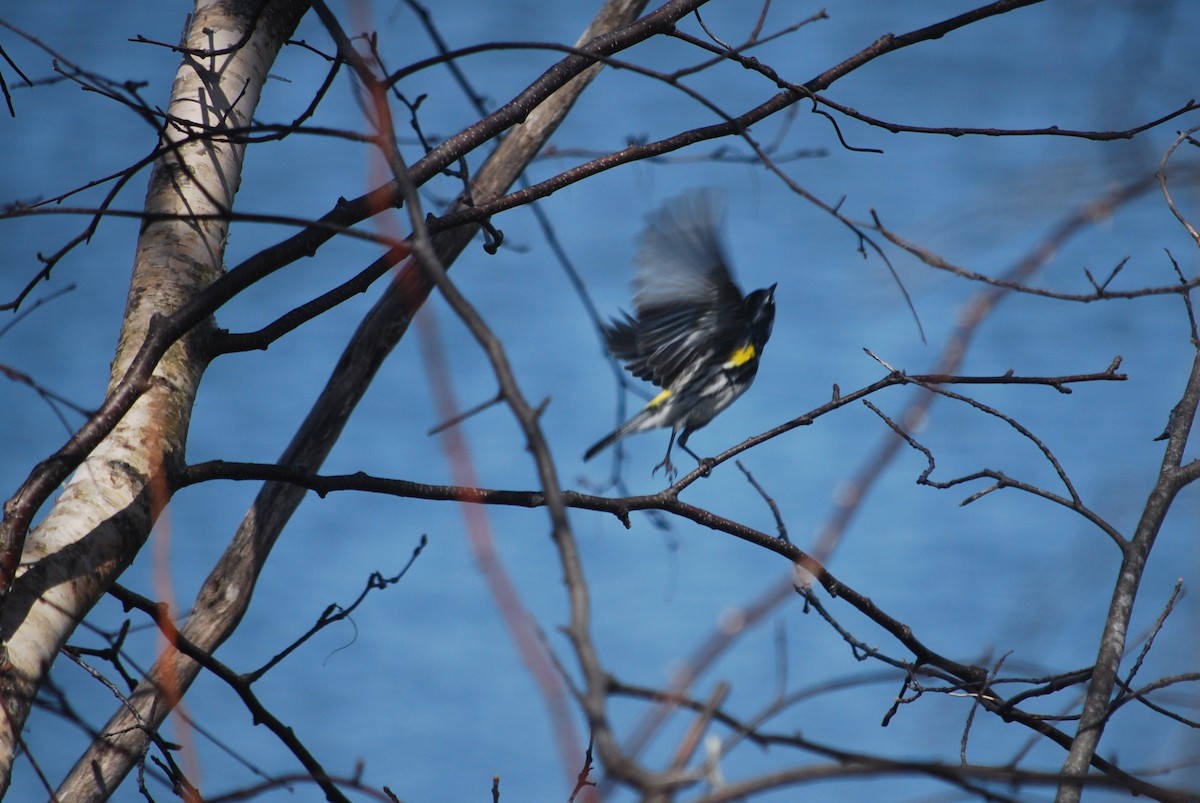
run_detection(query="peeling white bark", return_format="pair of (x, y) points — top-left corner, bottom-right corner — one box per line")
(0, 0), (307, 794)
(51, 0), (651, 797)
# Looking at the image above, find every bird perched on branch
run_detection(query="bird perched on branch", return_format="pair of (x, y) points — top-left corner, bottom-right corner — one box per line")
(584, 191), (777, 477)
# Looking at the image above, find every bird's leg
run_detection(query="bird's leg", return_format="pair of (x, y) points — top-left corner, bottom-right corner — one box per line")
(653, 429), (679, 480)
(677, 431), (713, 477)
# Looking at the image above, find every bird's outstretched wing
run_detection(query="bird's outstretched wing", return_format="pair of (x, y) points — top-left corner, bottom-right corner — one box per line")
(603, 191), (746, 388)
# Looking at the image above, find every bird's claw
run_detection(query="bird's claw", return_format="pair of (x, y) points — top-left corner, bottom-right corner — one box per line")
(653, 457), (679, 481)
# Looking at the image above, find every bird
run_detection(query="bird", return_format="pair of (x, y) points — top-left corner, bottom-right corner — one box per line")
(584, 190), (777, 477)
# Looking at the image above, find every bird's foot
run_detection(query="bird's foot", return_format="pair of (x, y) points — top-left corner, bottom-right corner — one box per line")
(653, 456), (679, 482)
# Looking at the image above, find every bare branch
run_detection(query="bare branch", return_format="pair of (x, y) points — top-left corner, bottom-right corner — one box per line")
(1157, 124), (1200, 249)
(1057, 346), (1200, 800)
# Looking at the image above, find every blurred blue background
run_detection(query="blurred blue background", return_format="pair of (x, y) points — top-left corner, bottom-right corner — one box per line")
(2, 1), (1197, 800)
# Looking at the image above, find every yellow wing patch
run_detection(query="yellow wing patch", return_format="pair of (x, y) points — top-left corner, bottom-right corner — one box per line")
(725, 343), (756, 367)
(647, 388), (673, 408)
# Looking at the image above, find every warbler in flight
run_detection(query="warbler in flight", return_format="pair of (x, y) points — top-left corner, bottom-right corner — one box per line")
(585, 191), (777, 477)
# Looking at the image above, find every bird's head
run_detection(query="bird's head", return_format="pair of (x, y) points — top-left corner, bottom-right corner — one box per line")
(745, 283), (777, 347)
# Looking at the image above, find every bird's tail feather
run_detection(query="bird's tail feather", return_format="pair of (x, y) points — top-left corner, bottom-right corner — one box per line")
(583, 410), (651, 461)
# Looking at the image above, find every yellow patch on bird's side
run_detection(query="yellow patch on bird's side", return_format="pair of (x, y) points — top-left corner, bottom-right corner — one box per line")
(647, 388), (673, 408)
(726, 343), (756, 367)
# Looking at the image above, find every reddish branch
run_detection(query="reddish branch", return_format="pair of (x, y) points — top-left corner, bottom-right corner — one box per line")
(3, 0), (1195, 798)
(6, 0), (1190, 602)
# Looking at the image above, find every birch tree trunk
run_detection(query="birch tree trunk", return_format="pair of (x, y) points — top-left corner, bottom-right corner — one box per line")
(52, 2), (651, 798)
(0, 0), (308, 793)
